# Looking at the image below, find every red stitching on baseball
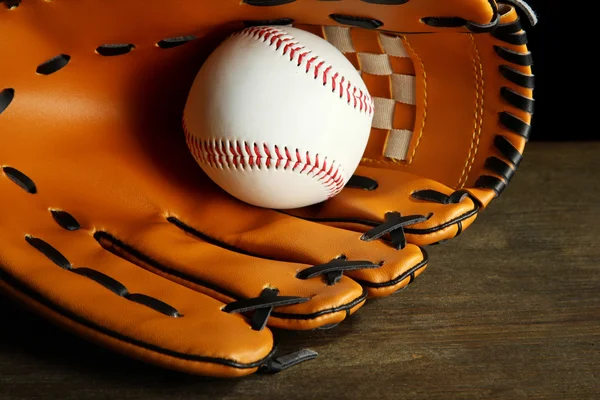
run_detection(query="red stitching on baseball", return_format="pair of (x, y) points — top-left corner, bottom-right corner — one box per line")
(331, 72), (338, 92)
(300, 151), (310, 174)
(196, 138), (205, 164)
(323, 66), (332, 85)
(358, 89), (363, 111)
(256, 27), (269, 40)
(274, 145), (283, 169)
(314, 60), (325, 80)
(282, 42), (294, 56)
(306, 56), (318, 73)
(309, 154), (320, 176)
(205, 141), (212, 164)
(289, 46), (303, 61)
(294, 149), (301, 171)
(206, 143), (215, 164)
(298, 51), (310, 67)
(253, 143), (262, 168)
(270, 33), (284, 45)
(346, 81), (351, 104)
(229, 142), (238, 167)
(284, 148), (291, 169)
(230, 142), (238, 157)
(183, 118), (346, 198)
(263, 144), (272, 168)
(239, 26), (374, 117)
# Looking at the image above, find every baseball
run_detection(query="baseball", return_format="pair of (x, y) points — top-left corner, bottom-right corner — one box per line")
(183, 26), (374, 209)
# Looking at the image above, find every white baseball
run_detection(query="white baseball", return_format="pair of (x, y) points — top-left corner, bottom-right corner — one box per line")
(183, 26), (374, 209)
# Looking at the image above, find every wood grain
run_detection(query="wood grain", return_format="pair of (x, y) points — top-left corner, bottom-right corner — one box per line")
(0, 142), (598, 400)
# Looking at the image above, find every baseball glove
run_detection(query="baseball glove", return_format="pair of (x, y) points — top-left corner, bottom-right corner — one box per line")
(0, 0), (536, 378)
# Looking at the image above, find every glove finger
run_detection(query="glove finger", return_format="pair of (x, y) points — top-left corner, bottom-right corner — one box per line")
(166, 199), (427, 298)
(95, 220), (367, 330)
(0, 220), (275, 378)
(288, 166), (479, 246)
(0, 161), (367, 331)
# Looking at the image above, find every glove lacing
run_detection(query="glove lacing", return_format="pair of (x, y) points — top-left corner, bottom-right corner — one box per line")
(422, 0), (537, 32)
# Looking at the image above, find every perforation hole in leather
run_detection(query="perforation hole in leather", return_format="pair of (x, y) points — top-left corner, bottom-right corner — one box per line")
(421, 17), (466, 28)
(96, 44), (135, 56)
(2, 166), (37, 194)
(243, 0), (296, 5)
(73, 267), (128, 296)
(422, 0), (500, 32)
(36, 54), (71, 75)
(25, 236), (72, 270)
(346, 175), (378, 191)
(360, 0), (409, 4)
(0, 88), (15, 115)
(156, 36), (196, 49)
(126, 293), (182, 318)
(329, 14), (384, 29)
(411, 189), (469, 205)
(25, 236), (182, 318)
(244, 18), (294, 27)
(50, 210), (81, 231)
(2, 0), (21, 9)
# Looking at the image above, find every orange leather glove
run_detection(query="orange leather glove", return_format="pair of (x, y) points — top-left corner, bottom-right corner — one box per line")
(0, 0), (535, 378)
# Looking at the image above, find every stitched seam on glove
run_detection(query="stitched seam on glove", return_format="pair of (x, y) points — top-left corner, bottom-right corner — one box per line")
(457, 33), (485, 189)
(402, 36), (427, 166)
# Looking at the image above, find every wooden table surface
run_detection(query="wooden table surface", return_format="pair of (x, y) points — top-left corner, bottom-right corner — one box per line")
(1, 142), (598, 400)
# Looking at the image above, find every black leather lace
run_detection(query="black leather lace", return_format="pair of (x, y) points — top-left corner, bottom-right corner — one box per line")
(361, 212), (429, 250)
(474, 5), (536, 196)
(223, 288), (309, 331)
(423, 0), (537, 33)
(341, 187), (478, 248)
(1, 0), (21, 10)
(297, 257), (381, 285)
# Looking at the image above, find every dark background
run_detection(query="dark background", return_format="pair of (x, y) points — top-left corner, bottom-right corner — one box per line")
(526, 0), (581, 141)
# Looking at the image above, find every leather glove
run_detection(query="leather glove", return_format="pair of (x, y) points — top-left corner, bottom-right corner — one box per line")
(0, 0), (535, 378)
